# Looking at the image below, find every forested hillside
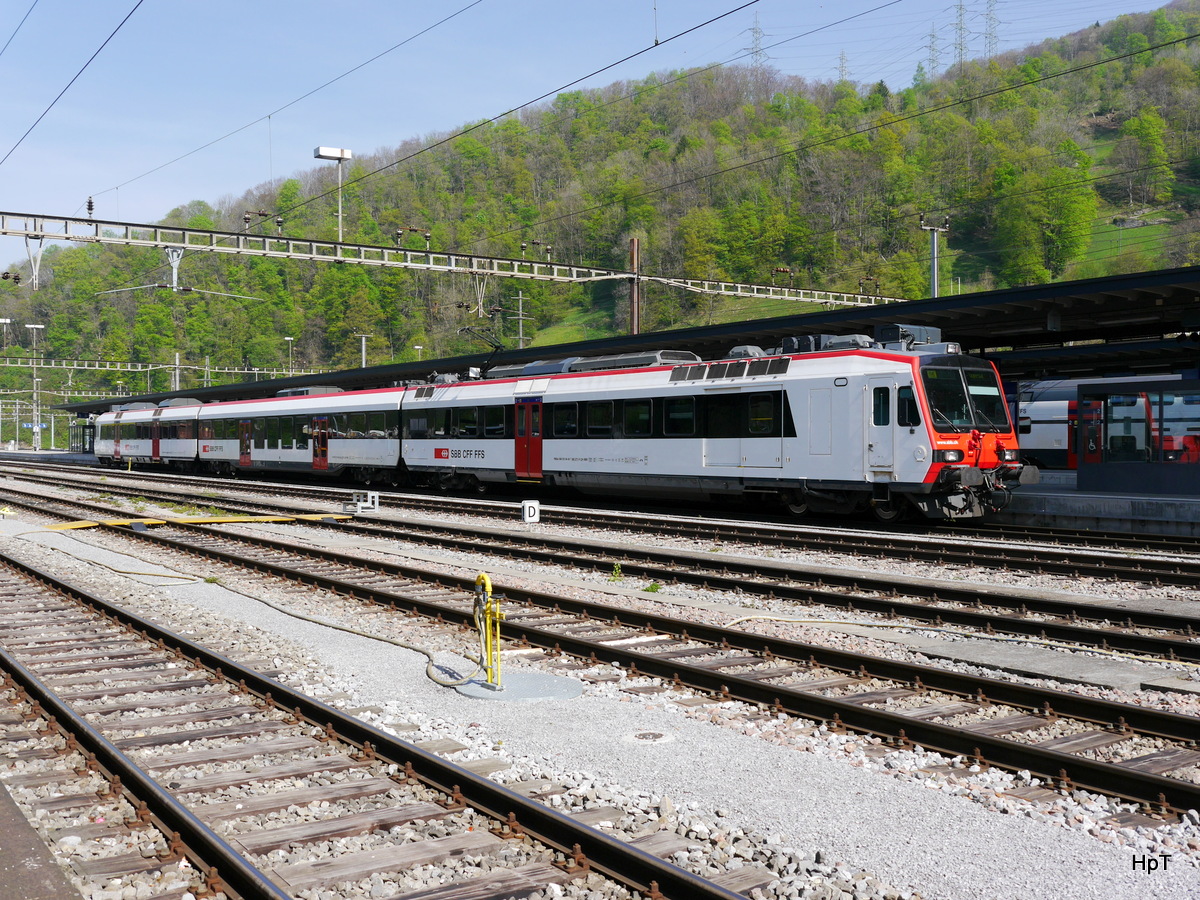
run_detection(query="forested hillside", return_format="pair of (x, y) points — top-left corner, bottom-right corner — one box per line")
(4, 2), (1200, 406)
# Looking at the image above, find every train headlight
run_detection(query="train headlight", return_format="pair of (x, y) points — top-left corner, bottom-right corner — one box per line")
(934, 449), (964, 463)
(998, 448), (1020, 462)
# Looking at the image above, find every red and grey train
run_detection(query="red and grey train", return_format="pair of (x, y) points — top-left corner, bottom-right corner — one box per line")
(1013, 375), (1200, 468)
(94, 326), (1037, 521)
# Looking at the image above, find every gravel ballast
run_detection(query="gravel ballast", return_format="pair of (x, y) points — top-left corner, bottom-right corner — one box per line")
(2, 500), (1199, 899)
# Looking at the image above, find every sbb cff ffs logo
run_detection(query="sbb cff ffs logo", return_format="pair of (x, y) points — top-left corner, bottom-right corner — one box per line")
(435, 448), (486, 460)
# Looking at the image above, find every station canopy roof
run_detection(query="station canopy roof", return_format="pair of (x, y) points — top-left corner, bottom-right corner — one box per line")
(61, 264), (1200, 416)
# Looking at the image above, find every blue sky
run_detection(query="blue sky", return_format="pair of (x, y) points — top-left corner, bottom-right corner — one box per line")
(0, 0), (1164, 265)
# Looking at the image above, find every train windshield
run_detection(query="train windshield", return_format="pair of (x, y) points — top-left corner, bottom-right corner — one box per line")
(922, 366), (1010, 433)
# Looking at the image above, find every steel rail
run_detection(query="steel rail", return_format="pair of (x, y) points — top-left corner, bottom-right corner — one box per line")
(0, 550), (746, 900)
(80, 520), (1200, 814)
(7, 481), (1197, 665)
(8, 461), (1198, 563)
(0, 644), (292, 900)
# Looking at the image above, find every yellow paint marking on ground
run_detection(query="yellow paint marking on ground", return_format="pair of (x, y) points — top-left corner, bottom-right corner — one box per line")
(45, 521), (104, 530)
(165, 515), (295, 524)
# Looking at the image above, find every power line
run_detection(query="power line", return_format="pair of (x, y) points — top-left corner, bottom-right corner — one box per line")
(90, 0), (488, 199)
(0, 0), (38, 63)
(0, 0), (142, 170)
(273, 0), (766, 222)
(474, 28), (1200, 247)
(93, 0), (770, 292)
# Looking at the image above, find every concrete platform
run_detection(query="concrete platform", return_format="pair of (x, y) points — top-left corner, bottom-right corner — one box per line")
(997, 471), (1200, 536)
(454, 670), (583, 702)
(0, 782), (79, 900)
(0, 450), (98, 466)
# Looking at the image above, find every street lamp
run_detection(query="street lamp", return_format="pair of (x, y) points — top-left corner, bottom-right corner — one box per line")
(314, 146), (352, 243)
(0, 318), (10, 350)
(284, 336), (294, 374)
(413, 344), (423, 361)
(24, 322), (43, 355)
(354, 333), (371, 369)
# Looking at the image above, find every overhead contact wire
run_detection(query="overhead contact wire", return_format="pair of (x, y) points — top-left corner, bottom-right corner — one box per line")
(0, 0), (143, 170)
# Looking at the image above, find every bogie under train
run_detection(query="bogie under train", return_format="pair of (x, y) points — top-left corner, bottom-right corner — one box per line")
(94, 327), (1037, 521)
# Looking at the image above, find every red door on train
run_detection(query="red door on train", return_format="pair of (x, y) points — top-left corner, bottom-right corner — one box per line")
(238, 420), (253, 467)
(514, 400), (543, 480)
(150, 419), (161, 462)
(311, 416), (330, 471)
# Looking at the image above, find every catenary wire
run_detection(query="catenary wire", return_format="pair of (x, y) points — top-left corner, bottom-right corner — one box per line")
(0, 1), (143, 170)
(0, 0), (39, 64)
(88, 0), (488, 202)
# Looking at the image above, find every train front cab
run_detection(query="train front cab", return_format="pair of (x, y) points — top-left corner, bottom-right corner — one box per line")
(903, 355), (1037, 518)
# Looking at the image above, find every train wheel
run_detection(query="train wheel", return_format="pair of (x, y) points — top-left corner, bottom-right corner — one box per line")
(783, 492), (808, 516)
(871, 499), (909, 523)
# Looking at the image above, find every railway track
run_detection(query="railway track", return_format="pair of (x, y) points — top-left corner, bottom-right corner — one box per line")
(5, 460), (1198, 574)
(0, 551), (750, 900)
(5, 477), (1200, 669)
(3, 484), (1199, 819)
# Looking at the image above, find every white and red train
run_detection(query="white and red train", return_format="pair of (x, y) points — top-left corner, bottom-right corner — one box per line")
(1014, 375), (1200, 468)
(94, 328), (1037, 520)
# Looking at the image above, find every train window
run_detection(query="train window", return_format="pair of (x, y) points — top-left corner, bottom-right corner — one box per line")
(402, 411), (428, 440)
(451, 407), (478, 438)
(670, 367), (689, 382)
(1185, 394), (1200, 406)
(1109, 395), (1137, 407)
(767, 358), (790, 375)
(624, 400), (652, 437)
(664, 397), (695, 436)
(872, 387), (890, 426)
(898, 386), (921, 427)
(278, 417), (293, 449)
(686, 366), (707, 381)
(748, 393), (778, 435)
(385, 410), (399, 438)
(266, 417), (280, 449)
(367, 411), (387, 438)
(428, 409), (448, 437)
(483, 406), (509, 438)
(253, 418), (266, 449)
(587, 401), (614, 436)
(295, 418), (309, 449)
(348, 412), (367, 438)
(747, 360), (770, 377)
(725, 361), (746, 378)
(965, 370), (1009, 431)
(330, 414), (347, 438)
(516, 409), (525, 438)
(531, 405), (541, 437)
(706, 395), (741, 438)
(553, 403), (578, 437)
